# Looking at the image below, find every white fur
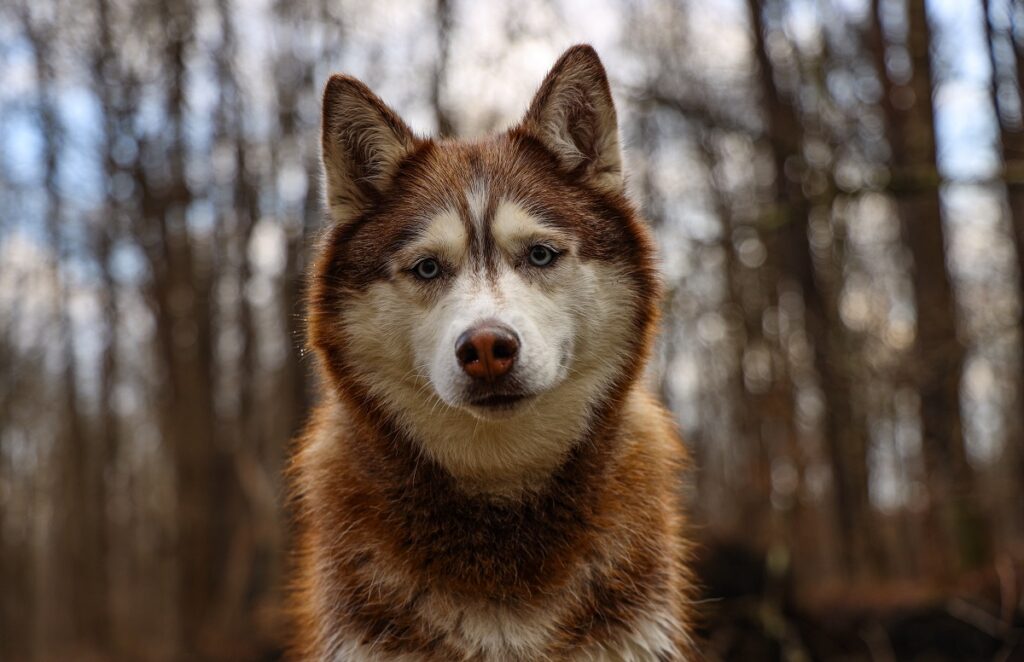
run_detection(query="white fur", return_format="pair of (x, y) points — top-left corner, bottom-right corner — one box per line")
(466, 179), (490, 231)
(582, 612), (685, 661)
(422, 593), (558, 659)
(411, 207), (468, 264)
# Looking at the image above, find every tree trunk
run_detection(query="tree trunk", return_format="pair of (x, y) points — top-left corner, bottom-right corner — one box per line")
(89, 0), (120, 648)
(142, 0), (229, 653)
(871, 0), (989, 574)
(982, 0), (1024, 537)
(432, 0), (455, 137)
(24, 9), (107, 651)
(747, 0), (879, 579)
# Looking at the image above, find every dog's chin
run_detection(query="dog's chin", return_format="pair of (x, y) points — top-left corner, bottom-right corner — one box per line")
(460, 392), (536, 421)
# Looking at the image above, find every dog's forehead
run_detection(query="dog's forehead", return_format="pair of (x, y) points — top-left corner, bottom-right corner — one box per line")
(396, 139), (573, 252)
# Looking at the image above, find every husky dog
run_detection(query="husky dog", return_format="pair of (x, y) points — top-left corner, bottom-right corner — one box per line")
(289, 45), (696, 661)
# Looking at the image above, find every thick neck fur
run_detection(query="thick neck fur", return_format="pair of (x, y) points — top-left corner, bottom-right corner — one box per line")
(339, 385), (618, 500)
(323, 385), (623, 598)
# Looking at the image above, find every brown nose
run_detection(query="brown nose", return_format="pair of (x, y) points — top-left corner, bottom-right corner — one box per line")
(455, 324), (519, 381)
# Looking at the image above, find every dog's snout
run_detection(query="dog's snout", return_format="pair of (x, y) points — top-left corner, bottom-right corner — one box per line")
(456, 323), (519, 381)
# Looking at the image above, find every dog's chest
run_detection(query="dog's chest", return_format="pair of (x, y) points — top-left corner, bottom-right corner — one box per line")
(439, 602), (682, 661)
(324, 588), (683, 661)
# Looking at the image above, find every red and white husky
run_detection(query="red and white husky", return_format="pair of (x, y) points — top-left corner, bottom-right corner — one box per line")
(289, 45), (697, 661)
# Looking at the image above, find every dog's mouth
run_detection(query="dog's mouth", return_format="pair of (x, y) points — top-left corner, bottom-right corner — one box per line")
(466, 392), (533, 411)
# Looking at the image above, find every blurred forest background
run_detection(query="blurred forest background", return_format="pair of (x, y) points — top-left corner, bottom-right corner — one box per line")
(1, 0), (1023, 659)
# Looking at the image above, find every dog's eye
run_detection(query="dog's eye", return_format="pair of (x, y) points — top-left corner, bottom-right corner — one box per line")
(412, 258), (441, 280)
(527, 245), (556, 267)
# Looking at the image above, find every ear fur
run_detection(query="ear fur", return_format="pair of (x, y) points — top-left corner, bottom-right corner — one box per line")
(520, 45), (623, 195)
(321, 75), (417, 226)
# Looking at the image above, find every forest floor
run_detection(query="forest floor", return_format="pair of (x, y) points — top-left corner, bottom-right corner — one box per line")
(695, 540), (1024, 661)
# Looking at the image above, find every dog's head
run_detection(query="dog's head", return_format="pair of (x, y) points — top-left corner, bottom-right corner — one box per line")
(310, 45), (659, 486)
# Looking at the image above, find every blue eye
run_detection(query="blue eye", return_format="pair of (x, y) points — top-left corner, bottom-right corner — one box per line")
(528, 245), (556, 267)
(413, 258), (441, 280)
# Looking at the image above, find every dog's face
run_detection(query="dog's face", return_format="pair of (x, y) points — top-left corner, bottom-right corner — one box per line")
(400, 193), (591, 417)
(311, 46), (658, 485)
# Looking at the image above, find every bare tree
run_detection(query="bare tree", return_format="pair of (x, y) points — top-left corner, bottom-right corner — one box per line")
(747, 0), (879, 578)
(870, 0), (990, 573)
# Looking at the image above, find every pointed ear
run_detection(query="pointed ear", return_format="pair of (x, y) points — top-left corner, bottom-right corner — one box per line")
(519, 45), (623, 195)
(321, 75), (417, 226)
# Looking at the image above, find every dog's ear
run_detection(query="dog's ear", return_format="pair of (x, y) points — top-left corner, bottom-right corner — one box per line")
(519, 45), (622, 195)
(321, 75), (417, 226)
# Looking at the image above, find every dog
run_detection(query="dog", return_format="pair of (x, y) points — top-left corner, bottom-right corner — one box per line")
(288, 44), (696, 661)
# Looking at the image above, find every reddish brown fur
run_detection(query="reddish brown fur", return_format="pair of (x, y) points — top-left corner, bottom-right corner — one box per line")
(288, 45), (698, 660)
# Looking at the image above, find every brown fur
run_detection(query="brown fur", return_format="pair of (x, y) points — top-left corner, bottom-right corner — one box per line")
(288, 45), (698, 660)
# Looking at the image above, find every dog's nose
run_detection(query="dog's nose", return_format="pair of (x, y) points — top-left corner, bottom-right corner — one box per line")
(456, 323), (519, 381)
